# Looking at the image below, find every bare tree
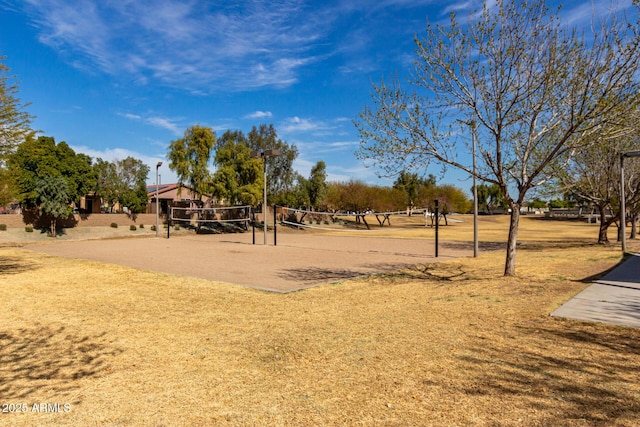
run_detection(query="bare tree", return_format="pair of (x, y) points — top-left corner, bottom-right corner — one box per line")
(0, 58), (34, 165)
(556, 112), (640, 244)
(356, 0), (640, 275)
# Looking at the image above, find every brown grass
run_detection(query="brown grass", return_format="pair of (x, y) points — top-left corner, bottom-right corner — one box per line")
(1, 216), (639, 426)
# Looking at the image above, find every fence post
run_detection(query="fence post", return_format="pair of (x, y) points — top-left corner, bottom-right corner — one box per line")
(251, 206), (255, 245)
(167, 207), (171, 239)
(435, 199), (439, 258)
(273, 204), (278, 246)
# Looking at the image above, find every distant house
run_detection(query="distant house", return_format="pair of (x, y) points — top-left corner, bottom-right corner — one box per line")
(78, 192), (102, 214)
(146, 183), (210, 214)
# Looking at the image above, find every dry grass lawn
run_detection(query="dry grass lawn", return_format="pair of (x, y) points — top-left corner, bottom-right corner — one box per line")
(1, 215), (640, 426)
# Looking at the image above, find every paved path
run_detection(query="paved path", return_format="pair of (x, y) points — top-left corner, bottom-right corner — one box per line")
(551, 253), (640, 328)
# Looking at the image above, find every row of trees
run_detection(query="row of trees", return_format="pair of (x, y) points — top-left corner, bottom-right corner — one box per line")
(167, 123), (475, 219)
(356, 0), (640, 275)
(167, 124), (299, 207)
(555, 117), (640, 244)
(2, 134), (149, 235)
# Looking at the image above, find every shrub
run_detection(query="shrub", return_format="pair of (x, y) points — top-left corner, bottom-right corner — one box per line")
(139, 224), (144, 228)
(130, 225), (137, 231)
(150, 225), (156, 231)
(174, 225), (180, 231)
(0, 224), (6, 231)
(110, 223), (118, 228)
(25, 226), (33, 232)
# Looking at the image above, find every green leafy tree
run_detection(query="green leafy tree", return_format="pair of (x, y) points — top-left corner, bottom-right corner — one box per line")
(356, 0), (640, 275)
(210, 130), (263, 205)
(168, 125), (216, 200)
(0, 167), (15, 208)
(117, 157), (150, 214)
(476, 183), (508, 214)
(0, 57), (34, 165)
(305, 161), (328, 209)
(35, 175), (72, 237)
(526, 198), (548, 210)
(94, 158), (119, 211)
(8, 135), (96, 208)
(247, 124), (298, 197)
(393, 171), (436, 211)
(288, 173), (311, 208)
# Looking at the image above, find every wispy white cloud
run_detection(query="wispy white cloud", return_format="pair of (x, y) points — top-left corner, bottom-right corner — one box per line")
(121, 113), (142, 120)
(244, 111), (273, 120)
(18, 0), (337, 92)
(279, 116), (358, 142)
(292, 157), (374, 183)
(145, 117), (182, 136)
(559, 1), (634, 27)
(69, 144), (176, 184)
(280, 116), (326, 133)
(295, 139), (359, 154)
(119, 112), (182, 136)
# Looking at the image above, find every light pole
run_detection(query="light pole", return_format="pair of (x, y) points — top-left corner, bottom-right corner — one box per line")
(620, 150), (640, 253)
(459, 119), (479, 257)
(471, 121), (478, 258)
(252, 149), (280, 245)
(156, 161), (162, 238)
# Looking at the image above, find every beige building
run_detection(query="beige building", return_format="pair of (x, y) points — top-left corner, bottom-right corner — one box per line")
(146, 183), (209, 215)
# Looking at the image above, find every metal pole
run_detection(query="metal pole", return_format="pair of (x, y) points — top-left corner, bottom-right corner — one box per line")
(621, 154), (626, 253)
(263, 156), (267, 246)
(472, 123), (478, 258)
(155, 161), (162, 237)
(252, 206), (255, 245)
(435, 199), (439, 258)
(273, 204), (277, 246)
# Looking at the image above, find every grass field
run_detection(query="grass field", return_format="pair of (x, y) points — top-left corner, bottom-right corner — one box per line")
(1, 215), (639, 426)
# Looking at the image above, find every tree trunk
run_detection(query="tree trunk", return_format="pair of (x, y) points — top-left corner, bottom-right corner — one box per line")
(504, 204), (520, 276)
(50, 219), (56, 238)
(597, 205), (609, 244)
(631, 212), (638, 239)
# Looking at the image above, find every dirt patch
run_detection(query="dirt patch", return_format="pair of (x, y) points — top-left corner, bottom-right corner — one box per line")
(24, 232), (471, 292)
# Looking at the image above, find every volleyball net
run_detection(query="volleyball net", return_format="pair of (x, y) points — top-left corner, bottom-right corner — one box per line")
(170, 205), (252, 233)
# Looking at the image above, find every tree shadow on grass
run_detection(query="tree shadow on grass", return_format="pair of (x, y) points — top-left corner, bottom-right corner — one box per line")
(277, 262), (474, 287)
(0, 256), (39, 276)
(442, 241), (506, 252)
(0, 324), (122, 402)
(277, 262), (458, 284)
(277, 267), (365, 283)
(455, 322), (640, 424)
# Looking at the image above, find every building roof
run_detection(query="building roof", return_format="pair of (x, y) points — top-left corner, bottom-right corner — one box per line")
(146, 183), (180, 195)
(147, 183), (206, 201)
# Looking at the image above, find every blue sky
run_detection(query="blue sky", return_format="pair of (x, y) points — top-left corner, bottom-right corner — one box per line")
(0, 0), (634, 188)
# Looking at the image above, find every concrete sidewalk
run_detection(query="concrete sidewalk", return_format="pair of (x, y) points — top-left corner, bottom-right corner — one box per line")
(551, 253), (640, 328)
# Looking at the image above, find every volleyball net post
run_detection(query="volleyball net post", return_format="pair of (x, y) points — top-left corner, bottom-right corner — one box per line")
(167, 209), (171, 239)
(252, 206), (256, 245)
(274, 204), (278, 246)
